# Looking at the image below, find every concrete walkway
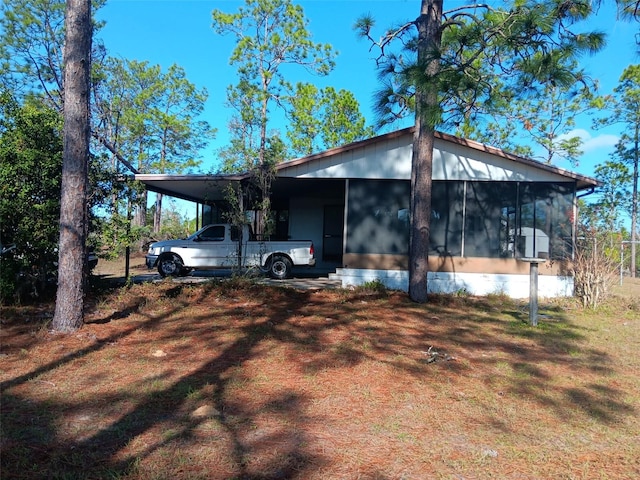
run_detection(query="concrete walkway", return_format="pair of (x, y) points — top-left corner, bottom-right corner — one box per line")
(102, 269), (343, 291)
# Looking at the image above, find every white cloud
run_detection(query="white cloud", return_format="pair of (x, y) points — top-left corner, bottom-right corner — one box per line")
(561, 129), (619, 153)
(583, 134), (619, 152)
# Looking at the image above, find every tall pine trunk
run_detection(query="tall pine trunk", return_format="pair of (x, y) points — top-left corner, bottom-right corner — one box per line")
(631, 129), (638, 278)
(52, 0), (92, 332)
(408, 0), (442, 303)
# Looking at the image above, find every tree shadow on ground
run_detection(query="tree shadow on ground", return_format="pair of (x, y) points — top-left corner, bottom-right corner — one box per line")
(2, 282), (328, 478)
(0, 281), (636, 478)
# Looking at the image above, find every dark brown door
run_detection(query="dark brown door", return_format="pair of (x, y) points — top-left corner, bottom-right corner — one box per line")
(323, 205), (344, 262)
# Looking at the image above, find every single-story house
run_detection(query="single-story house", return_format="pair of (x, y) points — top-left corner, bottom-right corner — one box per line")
(135, 126), (599, 298)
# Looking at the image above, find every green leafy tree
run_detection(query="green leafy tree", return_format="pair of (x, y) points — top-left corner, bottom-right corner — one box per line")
(92, 59), (161, 237)
(0, 0), (142, 176)
(147, 199), (193, 240)
(213, 0), (335, 169)
(212, 0), (335, 233)
(0, 101), (111, 303)
(593, 64), (640, 277)
(618, 0), (640, 19)
(0, 0), (140, 270)
(2, 1), (212, 237)
(591, 159), (633, 233)
(286, 83), (322, 156)
(90, 175), (150, 259)
(616, 0), (640, 52)
(458, 73), (595, 166)
(150, 65), (214, 232)
(356, 0), (604, 302)
(0, 0), (106, 108)
(93, 59), (214, 233)
(320, 87), (376, 149)
(0, 0), (68, 105)
(287, 83), (375, 156)
(0, 92), (62, 302)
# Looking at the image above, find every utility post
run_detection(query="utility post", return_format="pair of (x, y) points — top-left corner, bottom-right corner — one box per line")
(519, 258), (547, 326)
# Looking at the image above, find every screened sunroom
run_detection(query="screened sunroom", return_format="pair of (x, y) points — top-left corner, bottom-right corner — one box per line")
(345, 179), (575, 263)
(339, 177), (579, 297)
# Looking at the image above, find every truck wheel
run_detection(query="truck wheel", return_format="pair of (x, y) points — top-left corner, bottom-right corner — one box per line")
(158, 254), (184, 277)
(268, 255), (292, 280)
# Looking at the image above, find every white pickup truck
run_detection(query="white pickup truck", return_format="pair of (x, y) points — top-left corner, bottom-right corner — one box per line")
(145, 224), (315, 279)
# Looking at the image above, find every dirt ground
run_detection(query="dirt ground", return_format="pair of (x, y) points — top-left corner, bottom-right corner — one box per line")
(1, 263), (639, 479)
(94, 252), (149, 278)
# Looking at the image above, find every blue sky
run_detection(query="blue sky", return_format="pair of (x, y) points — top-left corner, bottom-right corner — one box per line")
(96, 0), (638, 183)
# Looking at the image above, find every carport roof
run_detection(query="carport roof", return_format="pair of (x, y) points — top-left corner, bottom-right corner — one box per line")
(132, 174), (247, 204)
(134, 174), (347, 204)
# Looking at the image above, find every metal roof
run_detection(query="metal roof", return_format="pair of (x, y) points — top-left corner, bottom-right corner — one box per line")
(136, 128), (599, 203)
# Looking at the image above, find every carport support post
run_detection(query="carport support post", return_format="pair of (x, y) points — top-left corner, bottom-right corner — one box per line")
(519, 258), (546, 327)
(125, 196), (132, 281)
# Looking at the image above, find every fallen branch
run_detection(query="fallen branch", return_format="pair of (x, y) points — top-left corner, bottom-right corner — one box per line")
(421, 346), (454, 363)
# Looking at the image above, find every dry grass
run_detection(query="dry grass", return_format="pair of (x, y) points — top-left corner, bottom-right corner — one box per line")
(1, 273), (639, 479)
(93, 252), (148, 279)
(612, 276), (640, 300)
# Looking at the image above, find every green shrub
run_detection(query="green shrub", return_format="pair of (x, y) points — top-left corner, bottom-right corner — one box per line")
(355, 279), (388, 294)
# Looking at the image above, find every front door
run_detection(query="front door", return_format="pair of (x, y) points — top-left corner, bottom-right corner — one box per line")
(323, 205), (344, 262)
